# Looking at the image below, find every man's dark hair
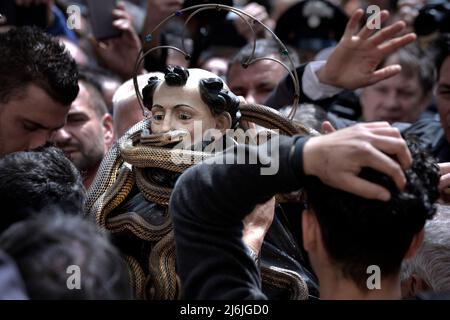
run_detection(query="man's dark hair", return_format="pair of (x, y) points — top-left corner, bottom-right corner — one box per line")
(0, 26), (79, 105)
(0, 212), (132, 299)
(434, 34), (450, 79)
(227, 39), (300, 76)
(0, 146), (85, 233)
(304, 137), (440, 290)
(142, 65), (241, 127)
(78, 74), (109, 118)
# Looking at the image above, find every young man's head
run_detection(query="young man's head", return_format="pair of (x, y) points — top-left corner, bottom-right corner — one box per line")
(0, 27), (79, 158)
(302, 138), (440, 299)
(0, 146), (85, 233)
(0, 212), (132, 299)
(50, 77), (113, 189)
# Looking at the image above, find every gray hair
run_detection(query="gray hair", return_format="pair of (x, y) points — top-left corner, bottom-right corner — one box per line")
(401, 204), (450, 292)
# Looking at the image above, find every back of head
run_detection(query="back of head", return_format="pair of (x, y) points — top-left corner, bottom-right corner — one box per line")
(0, 146), (85, 233)
(401, 204), (450, 293)
(304, 137), (440, 289)
(0, 212), (132, 299)
(0, 26), (79, 106)
(78, 74), (109, 119)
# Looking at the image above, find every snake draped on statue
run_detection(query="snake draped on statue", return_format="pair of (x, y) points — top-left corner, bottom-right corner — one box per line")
(85, 66), (319, 299)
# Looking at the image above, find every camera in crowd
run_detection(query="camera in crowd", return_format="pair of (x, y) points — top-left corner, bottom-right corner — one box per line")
(414, 0), (450, 36)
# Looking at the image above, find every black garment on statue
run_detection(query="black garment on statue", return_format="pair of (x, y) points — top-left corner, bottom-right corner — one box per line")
(171, 135), (309, 299)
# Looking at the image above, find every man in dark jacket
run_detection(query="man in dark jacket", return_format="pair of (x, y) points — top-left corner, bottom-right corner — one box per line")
(171, 122), (412, 299)
(402, 35), (450, 163)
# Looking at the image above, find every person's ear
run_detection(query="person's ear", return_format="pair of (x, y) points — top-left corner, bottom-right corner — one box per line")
(302, 208), (318, 252)
(404, 228), (424, 259)
(403, 272), (430, 298)
(215, 112), (232, 132)
(102, 113), (114, 149)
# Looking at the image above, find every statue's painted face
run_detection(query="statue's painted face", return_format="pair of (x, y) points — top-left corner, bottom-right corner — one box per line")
(150, 69), (230, 143)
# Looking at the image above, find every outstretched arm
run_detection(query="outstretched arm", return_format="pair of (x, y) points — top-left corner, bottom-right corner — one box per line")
(265, 9), (417, 109)
(171, 122), (411, 299)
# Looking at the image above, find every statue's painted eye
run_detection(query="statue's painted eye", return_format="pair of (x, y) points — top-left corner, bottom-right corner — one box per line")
(178, 112), (192, 120)
(152, 113), (164, 121)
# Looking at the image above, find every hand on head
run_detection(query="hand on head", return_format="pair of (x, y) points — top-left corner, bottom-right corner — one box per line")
(303, 122), (412, 201)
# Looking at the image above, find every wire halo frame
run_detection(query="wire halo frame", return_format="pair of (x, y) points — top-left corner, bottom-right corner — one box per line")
(132, 3), (301, 121)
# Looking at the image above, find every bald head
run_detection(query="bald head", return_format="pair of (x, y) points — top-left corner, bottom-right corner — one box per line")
(112, 73), (163, 139)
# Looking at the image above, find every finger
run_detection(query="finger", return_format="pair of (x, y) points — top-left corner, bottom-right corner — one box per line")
(358, 10), (389, 40)
(369, 127), (402, 138)
(113, 19), (129, 29)
(91, 36), (108, 50)
(343, 8), (364, 38)
(167, 0), (183, 6)
(370, 64), (402, 84)
(362, 145), (408, 190)
(166, 2), (183, 11)
(237, 95), (247, 105)
(438, 162), (450, 175)
(112, 9), (129, 19)
(439, 173), (450, 191)
(338, 174), (391, 201)
(377, 33), (417, 55)
(116, 1), (126, 10)
(89, 35), (100, 48)
(370, 20), (407, 45)
(321, 121), (336, 134)
(358, 121), (391, 129)
(369, 134), (412, 170)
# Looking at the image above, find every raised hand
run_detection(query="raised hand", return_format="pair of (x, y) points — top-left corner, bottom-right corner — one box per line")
(316, 8), (417, 90)
(91, 2), (143, 80)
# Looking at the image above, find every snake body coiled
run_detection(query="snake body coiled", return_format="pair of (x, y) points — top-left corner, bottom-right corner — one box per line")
(86, 103), (317, 299)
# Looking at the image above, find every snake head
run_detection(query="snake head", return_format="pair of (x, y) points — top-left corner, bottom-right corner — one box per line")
(161, 130), (189, 144)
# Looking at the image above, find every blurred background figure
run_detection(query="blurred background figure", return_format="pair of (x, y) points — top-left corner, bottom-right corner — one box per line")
(50, 76), (114, 190)
(0, 146), (85, 234)
(112, 72), (163, 139)
(0, 212), (133, 299)
(274, 0), (348, 62)
(401, 204), (450, 298)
